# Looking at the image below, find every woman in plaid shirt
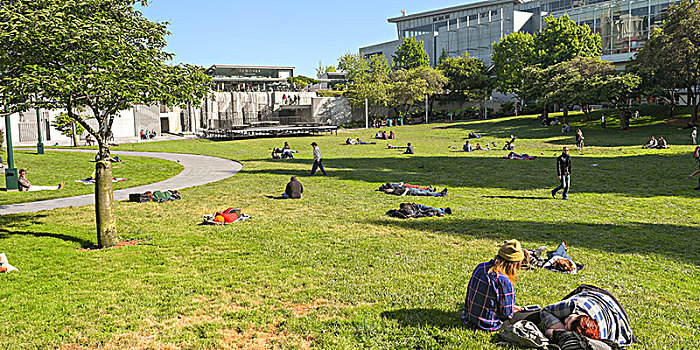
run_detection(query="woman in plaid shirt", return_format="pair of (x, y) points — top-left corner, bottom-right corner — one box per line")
(461, 240), (525, 331)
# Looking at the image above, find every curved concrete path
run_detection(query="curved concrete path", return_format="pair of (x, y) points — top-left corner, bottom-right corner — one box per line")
(0, 149), (242, 215)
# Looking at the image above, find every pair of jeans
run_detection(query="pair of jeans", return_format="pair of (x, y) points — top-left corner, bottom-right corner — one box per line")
(415, 204), (445, 214)
(409, 188), (441, 197)
(552, 175), (570, 199)
(310, 159), (327, 176)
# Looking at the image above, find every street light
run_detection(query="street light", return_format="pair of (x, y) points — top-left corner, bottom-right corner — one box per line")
(35, 94), (44, 154)
(3, 106), (19, 191)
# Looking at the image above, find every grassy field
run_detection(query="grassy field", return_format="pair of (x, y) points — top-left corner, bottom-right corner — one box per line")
(0, 149), (183, 205)
(0, 109), (697, 349)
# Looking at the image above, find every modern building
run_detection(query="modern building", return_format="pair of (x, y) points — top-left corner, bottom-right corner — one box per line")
(206, 65), (295, 91)
(360, 0), (674, 67)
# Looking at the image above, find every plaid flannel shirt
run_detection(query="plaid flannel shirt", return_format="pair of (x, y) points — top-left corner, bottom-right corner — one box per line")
(541, 291), (633, 345)
(461, 260), (515, 330)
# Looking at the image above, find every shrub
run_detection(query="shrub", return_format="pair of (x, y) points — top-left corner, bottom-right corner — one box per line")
(316, 91), (345, 98)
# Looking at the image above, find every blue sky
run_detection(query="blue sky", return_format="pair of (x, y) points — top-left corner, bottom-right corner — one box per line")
(137, 0), (468, 77)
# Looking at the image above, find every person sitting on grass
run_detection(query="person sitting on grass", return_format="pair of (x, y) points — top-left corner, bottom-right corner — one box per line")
(503, 135), (517, 150)
(18, 169), (65, 191)
(461, 240), (525, 331)
(562, 124), (572, 133)
(282, 176), (303, 199)
(463, 140), (473, 152)
(656, 137), (669, 149)
(541, 288), (635, 346)
(642, 136), (657, 149)
(475, 143), (491, 151)
(389, 131), (395, 139)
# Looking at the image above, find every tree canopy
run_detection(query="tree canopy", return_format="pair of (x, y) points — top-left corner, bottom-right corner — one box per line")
(391, 37), (430, 70)
(632, 0), (700, 121)
(438, 53), (492, 109)
(491, 31), (535, 98)
(0, 0), (212, 247)
(534, 15), (602, 68)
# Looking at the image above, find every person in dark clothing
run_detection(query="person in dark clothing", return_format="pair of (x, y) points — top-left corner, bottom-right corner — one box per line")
(404, 142), (415, 154)
(283, 176), (303, 199)
(551, 146), (572, 200)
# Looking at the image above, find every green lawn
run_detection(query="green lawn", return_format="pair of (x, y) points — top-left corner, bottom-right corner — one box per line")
(0, 110), (697, 349)
(0, 150), (183, 205)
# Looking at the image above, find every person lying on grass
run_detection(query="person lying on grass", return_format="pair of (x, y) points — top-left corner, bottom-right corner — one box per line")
(461, 240), (525, 331)
(468, 132), (481, 139)
(541, 289), (635, 346)
(355, 138), (376, 145)
(379, 182), (435, 192)
(387, 142), (414, 154)
(475, 143), (491, 151)
(381, 184), (447, 197)
(18, 169), (65, 191)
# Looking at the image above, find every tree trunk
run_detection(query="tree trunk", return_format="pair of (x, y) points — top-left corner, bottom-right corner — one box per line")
(585, 105), (591, 121)
(71, 120), (78, 147)
(620, 109), (630, 130)
(691, 85), (699, 123)
(95, 157), (117, 248)
(543, 105), (549, 119)
(563, 105), (569, 124)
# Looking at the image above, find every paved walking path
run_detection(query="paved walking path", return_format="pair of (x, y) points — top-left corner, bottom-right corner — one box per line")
(0, 150), (242, 215)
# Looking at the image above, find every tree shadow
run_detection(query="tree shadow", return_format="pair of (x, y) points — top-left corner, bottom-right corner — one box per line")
(381, 307), (464, 329)
(367, 217), (699, 266)
(483, 195), (550, 200)
(0, 213), (94, 248)
(243, 154), (700, 198)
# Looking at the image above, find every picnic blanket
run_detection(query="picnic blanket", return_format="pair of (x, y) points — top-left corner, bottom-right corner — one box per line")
(75, 177), (130, 185)
(202, 207), (251, 225)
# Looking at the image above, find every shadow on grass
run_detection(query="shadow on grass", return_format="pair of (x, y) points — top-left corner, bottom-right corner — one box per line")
(244, 154), (700, 198)
(0, 213), (93, 248)
(368, 217), (699, 266)
(381, 307), (464, 329)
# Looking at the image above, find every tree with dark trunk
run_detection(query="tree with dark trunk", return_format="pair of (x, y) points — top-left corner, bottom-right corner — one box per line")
(0, 0), (211, 248)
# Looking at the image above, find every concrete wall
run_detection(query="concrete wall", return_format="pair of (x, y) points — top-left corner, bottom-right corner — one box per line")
(311, 97), (352, 125)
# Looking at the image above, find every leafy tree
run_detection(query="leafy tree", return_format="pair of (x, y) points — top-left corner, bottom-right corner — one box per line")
(0, 0), (211, 248)
(391, 37), (430, 70)
(338, 53), (391, 109)
(534, 15), (602, 68)
(52, 113), (86, 147)
(338, 53), (369, 84)
(492, 31), (535, 101)
(315, 61), (337, 78)
(438, 48), (449, 64)
(438, 53), (493, 115)
(633, 0), (700, 122)
(288, 75), (319, 89)
(388, 66), (446, 117)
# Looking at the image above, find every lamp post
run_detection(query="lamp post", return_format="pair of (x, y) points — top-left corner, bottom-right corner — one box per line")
(35, 99), (44, 154)
(3, 108), (19, 191)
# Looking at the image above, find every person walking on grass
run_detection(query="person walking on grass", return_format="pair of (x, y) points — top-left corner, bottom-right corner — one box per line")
(309, 142), (327, 176)
(575, 129), (585, 152)
(551, 146), (571, 200)
(601, 114), (606, 129)
(690, 146), (700, 190)
(692, 126), (697, 145)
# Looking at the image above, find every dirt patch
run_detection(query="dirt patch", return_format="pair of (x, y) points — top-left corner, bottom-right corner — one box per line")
(220, 326), (312, 350)
(77, 238), (150, 251)
(288, 298), (329, 316)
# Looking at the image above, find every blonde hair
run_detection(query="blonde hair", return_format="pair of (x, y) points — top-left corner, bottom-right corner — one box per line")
(489, 255), (521, 283)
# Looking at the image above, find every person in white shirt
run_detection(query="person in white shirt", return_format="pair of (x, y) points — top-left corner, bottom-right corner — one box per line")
(309, 142), (327, 176)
